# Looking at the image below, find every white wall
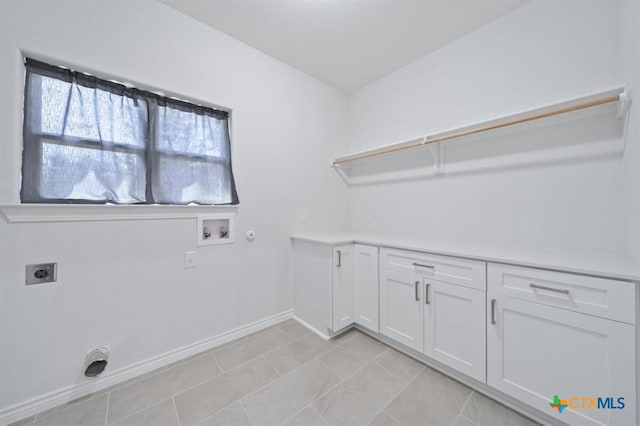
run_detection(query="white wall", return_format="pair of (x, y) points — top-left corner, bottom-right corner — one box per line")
(346, 0), (632, 256)
(0, 0), (348, 415)
(620, 0), (640, 263)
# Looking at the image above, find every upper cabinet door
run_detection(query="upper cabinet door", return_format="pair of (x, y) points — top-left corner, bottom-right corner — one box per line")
(423, 279), (486, 382)
(354, 244), (379, 332)
(332, 244), (355, 333)
(487, 295), (636, 426)
(379, 267), (423, 351)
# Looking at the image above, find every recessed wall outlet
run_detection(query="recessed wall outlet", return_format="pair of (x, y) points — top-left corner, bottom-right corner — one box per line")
(26, 263), (57, 285)
(184, 251), (197, 269)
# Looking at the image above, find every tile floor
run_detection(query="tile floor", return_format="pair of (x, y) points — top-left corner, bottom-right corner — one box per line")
(12, 321), (540, 426)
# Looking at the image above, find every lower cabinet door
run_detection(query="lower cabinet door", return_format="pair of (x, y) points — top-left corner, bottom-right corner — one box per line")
(423, 280), (486, 382)
(355, 244), (379, 332)
(487, 295), (636, 426)
(332, 244), (354, 333)
(379, 268), (423, 351)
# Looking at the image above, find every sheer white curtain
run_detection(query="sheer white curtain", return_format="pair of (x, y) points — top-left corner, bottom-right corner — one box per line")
(150, 100), (238, 205)
(21, 59), (238, 205)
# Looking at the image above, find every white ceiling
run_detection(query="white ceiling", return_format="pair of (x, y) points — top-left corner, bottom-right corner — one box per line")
(159, 0), (527, 93)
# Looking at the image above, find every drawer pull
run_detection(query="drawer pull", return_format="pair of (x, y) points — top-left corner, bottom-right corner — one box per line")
(336, 250), (341, 268)
(491, 299), (497, 325)
(529, 283), (570, 295)
(413, 262), (434, 269)
(415, 281), (420, 301)
(425, 283), (431, 304)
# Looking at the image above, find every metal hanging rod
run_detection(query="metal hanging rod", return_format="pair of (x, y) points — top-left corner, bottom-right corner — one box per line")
(332, 89), (630, 166)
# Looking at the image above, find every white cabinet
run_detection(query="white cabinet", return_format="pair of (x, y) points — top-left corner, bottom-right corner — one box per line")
(332, 244), (355, 333)
(379, 247), (487, 359)
(379, 267), (423, 351)
(354, 244), (379, 332)
(380, 247), (486, 290)
(487, 264), (637, 426)
(295, 236), (638, 426)
(488, 263), (636, 324)
(423, 279), (486, 382)
(292, 239), (355, 337)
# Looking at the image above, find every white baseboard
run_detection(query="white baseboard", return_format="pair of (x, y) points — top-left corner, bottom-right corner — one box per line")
(0, 310), (293, 426)
(292, 315), (332, 340)
(291, 315), (355, 342)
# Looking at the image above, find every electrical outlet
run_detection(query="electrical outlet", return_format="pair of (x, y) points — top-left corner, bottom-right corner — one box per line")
(184, 251), (197, 269)
(300, 211), (309, 223)
(26, 263), (57, 285)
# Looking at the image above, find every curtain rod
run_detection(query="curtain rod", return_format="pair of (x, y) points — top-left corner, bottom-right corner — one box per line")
(332, 90), (627, 166)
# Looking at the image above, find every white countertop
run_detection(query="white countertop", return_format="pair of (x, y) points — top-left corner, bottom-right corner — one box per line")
(290, 232), (640, 282)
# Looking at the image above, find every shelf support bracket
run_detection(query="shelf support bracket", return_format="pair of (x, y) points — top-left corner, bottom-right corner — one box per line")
(332, 163), (350, 185)
(617, 89), (632, 118)
(427, 141), (444, 174)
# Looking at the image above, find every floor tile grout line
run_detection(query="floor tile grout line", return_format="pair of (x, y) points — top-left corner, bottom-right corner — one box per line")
(372, 348), (426, 384)
(242, 350), (376, 426)
(107, 398), (176, 426)
(333, 332), (386, 360)
(214, 327), (309, 373)
(33, 390), (112, 424)
(276, 402), (313, 426)
(173, 358), (279, 421)
(452, 390), (475, 426)
(241, 338), (359, 404)
(304, 356), (376, 414)
(106, 367), (225, 425)
(170, 396), (182, 426)
(383, 409), (405, 426)
(104, 392), (110, 426)
(35, 352), (201, 424)
(276, 322), (313, 341)
(33, 390), (108, 422)
(261, 355), (284, 377)
(237, 401), (251, 426)
(165, 326), (338, 420)
(376, 364), (426, 426)
(146, 344), (300, 425)
(260, 330), (357, 377)
(236, 354), (301, 403)
(222, 325), (354, 379)
(458, 414), (479, 426)
(371, 359), (401, 379)
(210, 353), (224, 377)
(180, 354), (285, 424)
(309, 405), (323, 418)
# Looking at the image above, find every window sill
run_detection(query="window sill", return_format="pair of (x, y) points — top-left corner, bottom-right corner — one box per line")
(0, 204), (239, 223)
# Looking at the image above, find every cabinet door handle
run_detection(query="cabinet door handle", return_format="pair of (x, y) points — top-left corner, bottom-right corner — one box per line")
(415, 281), (420, 301)
(529, 283), (569, 295)
(412, 262), (434, 269)
(336, 250), (341, 268)
(425, 283), (430, 304)
(491, 299), (497, 325)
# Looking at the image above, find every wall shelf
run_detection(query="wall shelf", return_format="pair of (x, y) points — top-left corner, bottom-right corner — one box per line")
(331, 87), (631, 176)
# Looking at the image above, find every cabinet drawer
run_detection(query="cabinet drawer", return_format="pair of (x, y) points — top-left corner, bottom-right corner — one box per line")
(488, 263), (636, 324)
(380, 247), (486, 290)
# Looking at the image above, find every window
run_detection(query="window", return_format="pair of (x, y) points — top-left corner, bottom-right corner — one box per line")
(21, 59), (239, 205)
